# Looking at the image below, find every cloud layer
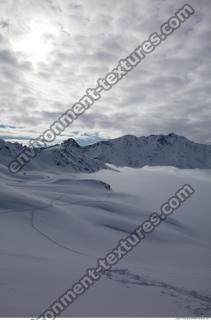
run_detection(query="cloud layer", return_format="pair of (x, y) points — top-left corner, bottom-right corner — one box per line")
(0, 0), (210, 144)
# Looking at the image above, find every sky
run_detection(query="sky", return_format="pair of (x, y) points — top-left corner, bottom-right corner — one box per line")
(0, 0), (210, 145)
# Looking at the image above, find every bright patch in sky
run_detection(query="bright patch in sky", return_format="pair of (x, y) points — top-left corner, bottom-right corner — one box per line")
(0, 0), (210, 144)
(11, 19), (59, 64)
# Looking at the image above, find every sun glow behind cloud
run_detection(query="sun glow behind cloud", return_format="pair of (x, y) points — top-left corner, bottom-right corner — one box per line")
(11, 19), (59, 64)
(0, 0), (210, 144)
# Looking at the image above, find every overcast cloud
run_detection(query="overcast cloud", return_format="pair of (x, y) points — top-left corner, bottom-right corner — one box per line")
(0, 0), (210, 145)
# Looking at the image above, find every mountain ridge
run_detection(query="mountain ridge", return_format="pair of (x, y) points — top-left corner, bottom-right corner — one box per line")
(1, 133), (211, 172)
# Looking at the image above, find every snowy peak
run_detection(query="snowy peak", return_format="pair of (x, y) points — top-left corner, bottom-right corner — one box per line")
(84, 134), (211, 169)
(0, 134), (211, 172)
(0, 139), (24, 166)
(62, 138), (80, 148)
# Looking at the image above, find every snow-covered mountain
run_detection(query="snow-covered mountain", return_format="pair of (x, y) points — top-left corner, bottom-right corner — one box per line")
(83, 133), (211, 169)
(0, 138), (108, 173)
(0, 133), (211, 172)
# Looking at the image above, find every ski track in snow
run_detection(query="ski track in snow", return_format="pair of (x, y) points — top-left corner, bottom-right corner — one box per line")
(0, 165), (210, 317)
(0, 186), (93, 257)
(30, 192), (93, 257)
(106, 269), (211, 316)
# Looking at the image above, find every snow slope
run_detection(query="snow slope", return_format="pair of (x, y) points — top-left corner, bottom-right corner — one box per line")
(0, 163), (211, 317)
